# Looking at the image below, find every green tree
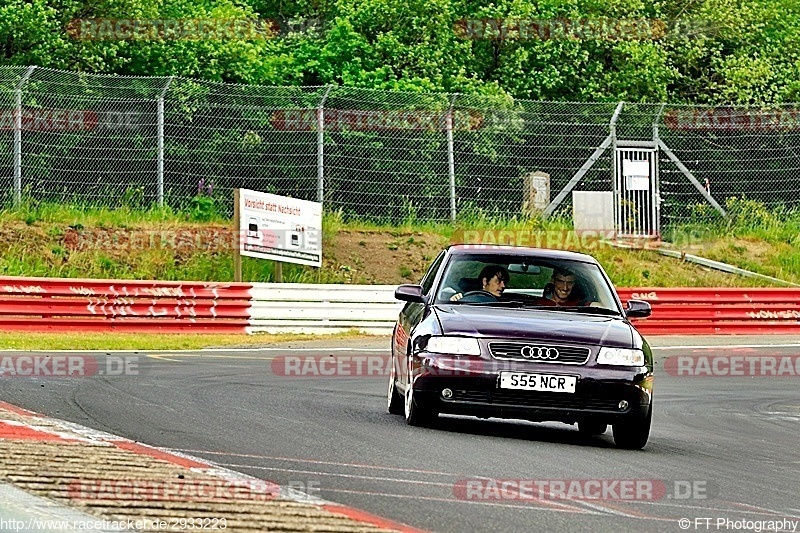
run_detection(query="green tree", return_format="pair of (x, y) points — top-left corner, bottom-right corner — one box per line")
(2, 0), (800, 103)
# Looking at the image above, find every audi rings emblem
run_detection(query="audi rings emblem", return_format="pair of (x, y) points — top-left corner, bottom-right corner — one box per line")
(520, 346), (559, 360)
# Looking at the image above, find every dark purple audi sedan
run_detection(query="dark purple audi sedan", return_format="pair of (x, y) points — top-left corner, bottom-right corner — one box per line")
(387, 245), (654, 449)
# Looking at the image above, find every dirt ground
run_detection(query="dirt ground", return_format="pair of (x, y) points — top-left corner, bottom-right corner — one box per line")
(1, 220), (450, 285)
(324, 230), (450, 284)
(1, 219), (794, 287)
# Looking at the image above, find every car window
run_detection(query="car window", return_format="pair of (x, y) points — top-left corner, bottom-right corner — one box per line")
(420, 251), (445, 295)
(435, 254), (620, 312)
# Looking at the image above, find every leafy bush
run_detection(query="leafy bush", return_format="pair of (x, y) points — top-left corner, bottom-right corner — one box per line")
(723, 196), (781, 230)
(186, 179), (222, 222)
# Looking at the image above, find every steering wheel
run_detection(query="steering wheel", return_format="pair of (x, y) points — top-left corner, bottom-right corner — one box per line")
(458, 290), (498, 303)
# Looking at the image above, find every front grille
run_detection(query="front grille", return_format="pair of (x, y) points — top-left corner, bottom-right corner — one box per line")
(450, 389), (622, 412)
(488, 342), (591, 364)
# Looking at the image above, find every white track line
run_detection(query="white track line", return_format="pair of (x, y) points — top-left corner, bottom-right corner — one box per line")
(0, 347), (388, 353)
(217, 463), (454, 488)
(5, 344), (800, 354)
(652, 344), (800, 350)
(173, 449), (457, 476)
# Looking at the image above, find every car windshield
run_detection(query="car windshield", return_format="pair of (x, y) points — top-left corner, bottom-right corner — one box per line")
(434, 253), (621, 314)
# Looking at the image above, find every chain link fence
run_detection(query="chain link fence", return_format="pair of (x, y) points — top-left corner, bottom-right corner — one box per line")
(3, 66), (800, 228)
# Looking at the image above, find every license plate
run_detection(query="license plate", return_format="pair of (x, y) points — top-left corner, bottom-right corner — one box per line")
(499, 372), (576, 393)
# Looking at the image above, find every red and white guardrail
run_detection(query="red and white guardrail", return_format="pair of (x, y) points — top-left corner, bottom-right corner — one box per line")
(616, 288), (800, 335)
(1, 277), (799, 335)
(0, 277), (252, 333)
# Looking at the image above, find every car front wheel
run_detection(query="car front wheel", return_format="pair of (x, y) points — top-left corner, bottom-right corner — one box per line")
(612, 405), (652, 450)
(387, 356), (404, 415)
(404, 384), (438, 427)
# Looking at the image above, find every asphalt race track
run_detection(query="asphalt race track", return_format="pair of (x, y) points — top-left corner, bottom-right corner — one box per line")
(1, 336), (799, 533)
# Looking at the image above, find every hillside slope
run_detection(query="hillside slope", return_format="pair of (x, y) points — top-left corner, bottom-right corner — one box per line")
(1, 219), (795, 287)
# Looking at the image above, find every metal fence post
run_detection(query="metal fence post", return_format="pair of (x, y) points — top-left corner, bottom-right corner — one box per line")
(653, 103), (666, 229)
(610, 100), (623, 180)
(544, 102), (623, 217)
(157, 77), (173, 208)
(653, 103), (665, 144)
(317, 86), (332, 204)
(610, 102), (624, 233)
(447, 93), (459, 222)
(13, 66), (36, 208)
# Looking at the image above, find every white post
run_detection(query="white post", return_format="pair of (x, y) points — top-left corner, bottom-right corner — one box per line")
(317, 86), (332, 203)
(157, 77), (173, 207)
(13, 66), (36, 208)
(447, 94), (459, 221)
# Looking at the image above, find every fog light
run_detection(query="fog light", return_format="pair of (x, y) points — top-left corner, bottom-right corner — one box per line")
(618, 400), (629, 411)
(442, 388), (453, 399)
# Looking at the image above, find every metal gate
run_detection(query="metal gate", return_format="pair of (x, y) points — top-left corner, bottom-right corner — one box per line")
(613, 144), (660, 238)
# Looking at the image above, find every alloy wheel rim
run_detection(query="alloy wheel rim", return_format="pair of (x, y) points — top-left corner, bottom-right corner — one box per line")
(404, 385), (413, 420)
(386, 359), (396, 410)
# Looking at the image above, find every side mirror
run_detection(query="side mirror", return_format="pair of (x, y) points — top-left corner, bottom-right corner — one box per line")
(395, 284), (425, 303)
(626, 299), (652, 318)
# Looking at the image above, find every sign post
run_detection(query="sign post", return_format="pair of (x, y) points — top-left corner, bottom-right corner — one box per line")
(235, 189), (322, 282)
(233, 189), (243, 282)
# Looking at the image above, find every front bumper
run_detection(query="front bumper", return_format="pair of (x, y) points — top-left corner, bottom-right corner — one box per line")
(411, 352), (652, 425)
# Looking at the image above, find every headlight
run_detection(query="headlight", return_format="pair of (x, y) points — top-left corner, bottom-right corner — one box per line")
(426, 336), (481, 356)
(597, 347), (645, 366)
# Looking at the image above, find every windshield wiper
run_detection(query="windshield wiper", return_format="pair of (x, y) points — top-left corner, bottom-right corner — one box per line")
(475, 301), (525, 307)
(445, 300), (524, 307)
(523, 305), (621, 316)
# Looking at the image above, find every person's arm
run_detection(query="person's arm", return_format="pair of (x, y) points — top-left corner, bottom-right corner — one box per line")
(439, 287), (457, 301)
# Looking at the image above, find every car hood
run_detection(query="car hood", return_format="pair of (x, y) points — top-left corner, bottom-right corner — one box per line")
(433, 304), (635, 348)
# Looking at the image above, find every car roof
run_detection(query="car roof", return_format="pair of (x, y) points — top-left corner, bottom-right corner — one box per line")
(446, 244), (599, 264)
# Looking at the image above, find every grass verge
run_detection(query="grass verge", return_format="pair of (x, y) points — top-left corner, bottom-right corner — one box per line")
(2, 196), (800, 286)
(0, 330), (372, 351)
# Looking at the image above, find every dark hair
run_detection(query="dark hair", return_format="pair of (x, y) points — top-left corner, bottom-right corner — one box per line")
(479, 265), (509, 284)
(552, 266), (576, 279)
(550, 266), (584, 300)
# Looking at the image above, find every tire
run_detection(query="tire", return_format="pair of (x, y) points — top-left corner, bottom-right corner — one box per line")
(612, 405), (652, 450)
(577, 420), (607, 436)
(404, 384), (438, 427)
(386, 355), (404, 415)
